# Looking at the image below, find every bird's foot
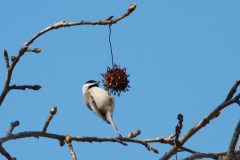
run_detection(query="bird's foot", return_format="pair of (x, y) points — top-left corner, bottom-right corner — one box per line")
(116, 135), (127, 146)
(118, 134), (123, 139)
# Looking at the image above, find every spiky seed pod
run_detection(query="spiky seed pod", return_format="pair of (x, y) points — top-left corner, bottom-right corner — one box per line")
(102, 64), (130, 96)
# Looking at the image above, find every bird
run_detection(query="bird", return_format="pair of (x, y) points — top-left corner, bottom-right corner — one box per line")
(82, 80), (123, 138)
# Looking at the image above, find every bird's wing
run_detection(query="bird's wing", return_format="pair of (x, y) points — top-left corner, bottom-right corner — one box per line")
(86, 92), (107, 122)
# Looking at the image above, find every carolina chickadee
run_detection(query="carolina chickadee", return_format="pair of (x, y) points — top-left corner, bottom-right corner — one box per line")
(82, 80), (122, 138)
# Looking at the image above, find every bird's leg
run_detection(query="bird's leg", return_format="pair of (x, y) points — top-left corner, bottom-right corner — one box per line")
(106, 111), (122, 137)
(106, 111), (127, 145)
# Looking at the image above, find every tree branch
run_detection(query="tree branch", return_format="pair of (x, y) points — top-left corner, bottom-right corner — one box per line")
(227, 119), (240, 160)
(160, 80), (240, 160)
(0, 145), (15, 160)
(65, 136), (78, 160)
(0, 46), (28, 106)
(42, 107), (57, 133)
(175, 114), (184, 146)
(6, 121), (20, 135)
(225, 80), (240, 101)
(183, 151), (240, 160)
(0, 129), (198, 155)
(0, 131), (157, 153)
(25, 3), (136, 47)
(9, 85), (41, 91)
(0, 3), (136, 106)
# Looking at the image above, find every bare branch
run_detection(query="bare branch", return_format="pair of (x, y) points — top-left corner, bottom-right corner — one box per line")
(9, 84), (41, 91)
(175, 114), (184, 146)
(0, 131), (156, 153)
(6, 121), (20, 135)
(24, 3), (137, 47)
(177, 147), (198, 155)
(42, 107), (57, 133)
(65, 136), (78, 160)
(0, 46), (28, 106)
(0, 131), (65, 144)
(225, 80), (240, 101)
(0, 3), (136, 106)
(160, 80), (240, 160)
(160, 91), (240, 159)
(183, 151), (240, 160)
(227, 120), (240, 160)
(0, 129), (198, 155)
(0, 145), (15, 160)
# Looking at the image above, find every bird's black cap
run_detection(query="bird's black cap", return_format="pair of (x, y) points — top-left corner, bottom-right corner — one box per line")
(85, 80), (100, 88)
(85, 80), (99, 84)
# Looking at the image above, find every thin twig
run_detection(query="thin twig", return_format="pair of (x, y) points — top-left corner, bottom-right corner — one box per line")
(183, 151), (240, 160)
(0, 145), (15, 160)
(42, 107), (57, 133)
(0, 46), (28, 106)
(9, 85), (41, 91)
(226, 120), (240, 160)
(25, 3), (136, 47)
(160, 91), (240, 159)
(6, 121), (20, 135)
(175, 114), (184, 146)
(65, 136), (78, 160)
(0, 3), (136, 106)
(225, 80), (240, 101)
(67, 143), (78, 160)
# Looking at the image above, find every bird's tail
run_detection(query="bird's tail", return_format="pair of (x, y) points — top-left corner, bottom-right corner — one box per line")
(106, 111), (122, 138)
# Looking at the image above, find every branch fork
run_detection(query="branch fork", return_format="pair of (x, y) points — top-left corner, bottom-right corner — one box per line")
(160, 80), (240, 160)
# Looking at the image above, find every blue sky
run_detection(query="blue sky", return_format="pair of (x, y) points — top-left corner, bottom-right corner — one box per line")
(1, 0), (240, 159)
